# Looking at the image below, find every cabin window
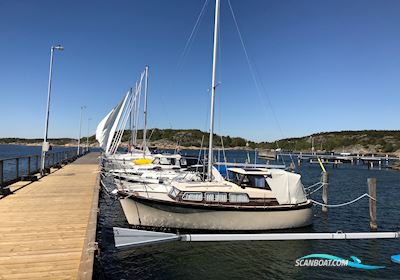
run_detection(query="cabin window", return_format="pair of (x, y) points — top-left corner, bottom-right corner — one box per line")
(180, 158), (187, 167)
(182, 192), (203, 201)
(229, 193), (250, 203)
(227, 172), (242, 184)
(237, 174), (271, 190)
(159, 157), (171, 165)
(250, 175), (271, 190)
(252, 176), (266, 188)
(205, 192), (227, 202)
(183, 157), (201, 167)
(168, 187), (180, 198)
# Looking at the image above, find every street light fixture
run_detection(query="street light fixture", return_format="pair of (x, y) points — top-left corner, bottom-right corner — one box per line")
(40, 44), (64, 176)
(54, 45), (64, 51)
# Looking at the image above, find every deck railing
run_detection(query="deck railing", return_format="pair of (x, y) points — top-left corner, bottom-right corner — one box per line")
(0, 149), (88, 190)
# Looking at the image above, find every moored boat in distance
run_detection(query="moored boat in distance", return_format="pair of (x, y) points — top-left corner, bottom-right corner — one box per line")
(258, 149), (277, 160)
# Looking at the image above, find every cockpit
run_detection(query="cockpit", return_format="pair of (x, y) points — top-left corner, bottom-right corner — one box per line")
(227, 168), (271, 190)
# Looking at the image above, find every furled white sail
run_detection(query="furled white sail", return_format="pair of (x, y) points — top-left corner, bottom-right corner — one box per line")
(105, 91), (130, 153)
(95, 110), (113, 150)
(95, 91), (130, 153)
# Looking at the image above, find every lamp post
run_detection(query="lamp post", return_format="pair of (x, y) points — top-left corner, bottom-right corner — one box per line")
(40, 44), (64, 176)
(86, 118), (91, 152)
(77, 106), (86, 156)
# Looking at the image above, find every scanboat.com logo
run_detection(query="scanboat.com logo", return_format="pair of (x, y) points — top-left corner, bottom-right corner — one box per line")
(295, 254), (385, 270)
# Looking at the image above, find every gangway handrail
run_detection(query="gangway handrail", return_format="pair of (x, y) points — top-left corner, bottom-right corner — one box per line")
(0, 148), (88, 191)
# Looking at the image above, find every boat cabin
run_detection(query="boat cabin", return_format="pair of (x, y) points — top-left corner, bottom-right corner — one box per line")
(151, 154), (203, 169)
(226, 168), (272, 190)
(167, 167), (308, 207)
(151, 154), (181, 166)
(168, 184), (252, 205)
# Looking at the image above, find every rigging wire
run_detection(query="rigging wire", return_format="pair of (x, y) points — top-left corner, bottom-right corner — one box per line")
(161, 0), (210, 134)
(220, 135), (229, 178)
(227, 0), (294, 166)
(216, 1), (223, 144)
(177, 0), (210, 70)
(146, 1), (210, 134)
(196, 135), (205, 173)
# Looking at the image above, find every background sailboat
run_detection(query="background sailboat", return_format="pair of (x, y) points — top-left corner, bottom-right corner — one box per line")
(96, 66), (151, 160)
(96, 91), (130, 154)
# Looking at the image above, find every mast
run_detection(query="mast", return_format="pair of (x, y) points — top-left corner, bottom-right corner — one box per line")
(135, 78), (142, 148)
(129, 87), (133, 152)
(133, 81), (138, 147)
(207, 0), (220, 181)
(143, 65), (149, 158)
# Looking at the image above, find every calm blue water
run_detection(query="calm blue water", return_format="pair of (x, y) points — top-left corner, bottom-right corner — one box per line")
(0, 144), (75, 159)
(0, 144), (78, 182)
(95, 150), (400, 280)
(2, 146), (399, 279)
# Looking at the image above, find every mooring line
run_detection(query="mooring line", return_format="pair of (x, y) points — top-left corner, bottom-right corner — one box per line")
(307, 184), (325, 195)
(310, 193), (376, 208)
(305, 181), (323, 190)
(100, 178), (113, 197)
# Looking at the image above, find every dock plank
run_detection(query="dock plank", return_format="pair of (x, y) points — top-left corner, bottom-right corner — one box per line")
(0, 152), (100, 280)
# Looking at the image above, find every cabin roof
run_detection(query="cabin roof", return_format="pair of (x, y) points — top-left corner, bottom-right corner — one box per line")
(171, 180), (276, 197)
(227, 167), (270, 175)
(153, 153), (181, 159)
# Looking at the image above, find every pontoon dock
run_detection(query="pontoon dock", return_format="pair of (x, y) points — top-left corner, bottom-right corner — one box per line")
(0, 152), (100, 280)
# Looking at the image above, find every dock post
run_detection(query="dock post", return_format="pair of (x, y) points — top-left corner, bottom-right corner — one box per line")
(28, 156), (31, 175)
(386, 154), (389, 166)
(36, 155), (40, 173)
(0, 160), (3, 185)
(322, 172), (329, 212)
(15, 158), (19, 179)
(289, 161), (295, 171)
(368, 178), (377, 230)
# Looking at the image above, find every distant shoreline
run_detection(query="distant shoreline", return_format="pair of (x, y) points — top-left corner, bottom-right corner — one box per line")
(0, 142), (251, 151)
(1, 142), (398, 156)
(0, 142), (79, 148)
(1, 129), (400, 156)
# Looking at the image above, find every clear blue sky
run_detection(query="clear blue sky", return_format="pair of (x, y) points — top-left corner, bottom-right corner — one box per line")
(1, 0), (399, 142)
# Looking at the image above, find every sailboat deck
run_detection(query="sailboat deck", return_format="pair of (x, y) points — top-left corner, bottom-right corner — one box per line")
(0, 152), (100, 280)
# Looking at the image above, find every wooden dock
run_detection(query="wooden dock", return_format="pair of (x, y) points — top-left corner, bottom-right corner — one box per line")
(0, 152), (100, 280)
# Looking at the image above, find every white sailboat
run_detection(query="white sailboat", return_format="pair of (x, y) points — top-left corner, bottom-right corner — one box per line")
(96, 91), (130, 154)
(98, 66), (217, 196)
(111, 152), (225, 195)
(97, 66), (153, 162)
(118, 0), (313, 231)
(115, 165), (225, 195)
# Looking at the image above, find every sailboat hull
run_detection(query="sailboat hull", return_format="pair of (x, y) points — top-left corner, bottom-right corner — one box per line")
(120, 196), (313, 231)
